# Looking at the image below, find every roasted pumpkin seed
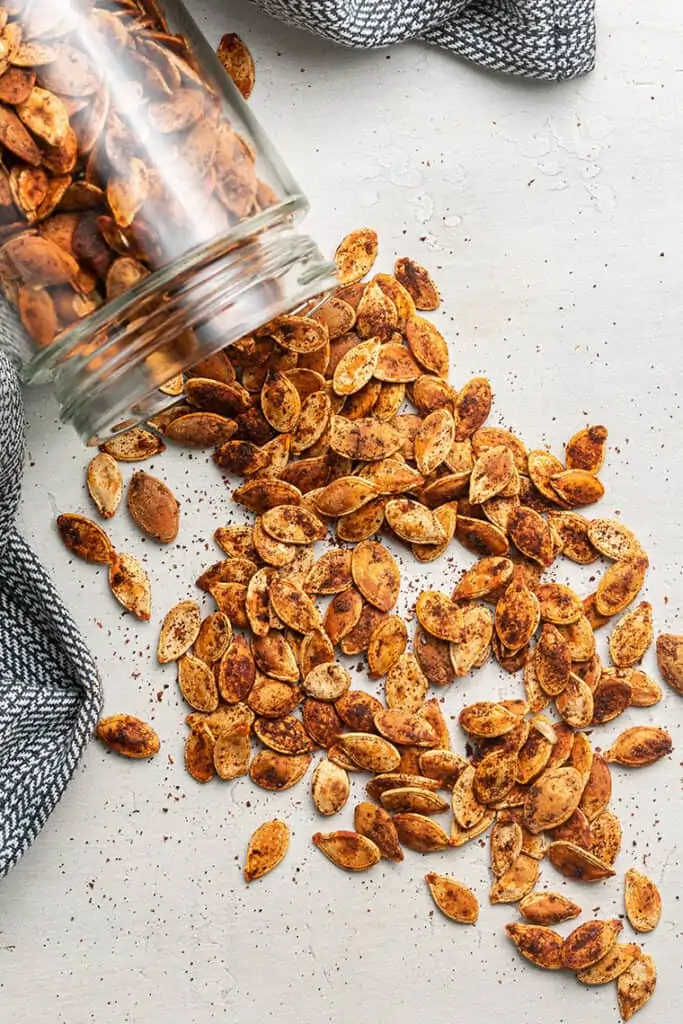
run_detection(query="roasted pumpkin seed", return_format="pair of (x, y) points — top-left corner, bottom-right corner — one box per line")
(656, 632), (683, 695)
(312, 759), (350, 816)
(303, 662), (351, 701)
(596, 556), (648, 617)
(334, 229), (379, 286)
(588, 518), (644, 561)
(108, 552), (151, 621)
(178, 653), (219, 713)
(86, 453), (123, 520)
(519, 891), (581, 926)
(96, 715), (160, 759)
(57, 512), (113, 564)
(381, 787), (448, 815)
(605, 726), (672, 767)
(505, 923), (564, 970)
(617, 953), (657, 1020)
(337, 733), (400, 773)
(313, 829), (381, 870)
(244, 819), (290, 882)
(609, 602), (653, 667)
(351, 540), (400, 611)
(185, 727), (215, 784)
(563, 919), (623, 971)
(425, 873), (479, 923)
(576, 943), (641, 985)
(523, 766), (584, 834)
(393, 813), (450, 853)
(624, 868), (662, 932)
(194, 612), (232, 664)
(157, 601), (201, 663)
(547, 840), (616, 881)
(213, 724), (250, 780)
(127, 471), (179, 544)
(385, 652), (428, 711)
(250, 751), (311, 791)
(495, 580), (540, 652)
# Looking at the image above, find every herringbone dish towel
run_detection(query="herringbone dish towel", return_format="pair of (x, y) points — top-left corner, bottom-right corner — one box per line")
(251, 0), (596, 80)
(0, 350), (103, 878)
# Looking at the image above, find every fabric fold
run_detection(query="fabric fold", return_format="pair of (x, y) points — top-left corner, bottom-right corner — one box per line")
(251, 0), (596, 80)
(0, 353), (102, 877)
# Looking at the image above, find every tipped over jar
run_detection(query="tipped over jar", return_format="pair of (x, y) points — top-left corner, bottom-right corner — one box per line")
(0, 0), (336, 441)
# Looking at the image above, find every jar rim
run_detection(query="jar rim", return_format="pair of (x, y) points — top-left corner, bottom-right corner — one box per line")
(23, 197), (307, 385)
(35, 203), (337, 442)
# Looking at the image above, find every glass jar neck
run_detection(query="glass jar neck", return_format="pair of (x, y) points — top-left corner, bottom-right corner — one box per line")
(26, 205), (336, 443)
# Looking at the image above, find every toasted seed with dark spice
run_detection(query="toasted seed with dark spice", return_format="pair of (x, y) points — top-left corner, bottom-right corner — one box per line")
(624, 868), (662, 933)
(313, 830), (381, 870)
(217, 33), (255, 100)
(562, 919), (623, 971)
(565, 425), (608, 474)
(575, 943), (641, 985)
(96, 715), (160, 759)
(547, 841), (616, 881)
(425, 873), (479, 923)
(108, 552), (151, 621)
(244, 820), (290, 882)
(57, 513), (113, 564)
(354, 801), (404, 862)
(505, 923), (564, 970)
(655, 633), (683, 695)
(604, 726), (673, 767)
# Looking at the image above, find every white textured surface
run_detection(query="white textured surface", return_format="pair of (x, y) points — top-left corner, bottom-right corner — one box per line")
(2, 1), (682, 1022)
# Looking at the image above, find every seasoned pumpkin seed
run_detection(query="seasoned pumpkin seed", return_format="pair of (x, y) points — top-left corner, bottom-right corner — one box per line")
(108, 552), (151, 621)
(547, 840), (616, 881)
(158, 598), (201, 663)
(519, 891), (582, 925)
(425, 873), (479, 924)
(86, 453), (123, 520)
(624, 868), (662, 932)
(656, 632), (683, 695)
(312, 759), (351, 816)
(393, 813), (450, 852)
(313, 830), (381, 870)
(57, 513), (113, 564)
(609, 602), (653, 667)
(505, 923), (564, 970)
(617, 952), (657, 1020)
(244, 820), (290, 882)
(337, 733), (400, 773)
(604, 726), (672, 767)
(96, 715), (160, 759)
(563, 919), (623, 971)
(576, 943), (641, 985)
(213, 724), (250, 780)
(490, 853), (540, 904)
(250, 751), (312, 791)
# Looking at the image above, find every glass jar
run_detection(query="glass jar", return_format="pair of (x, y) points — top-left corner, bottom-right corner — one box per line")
(0, 0), (337, 441)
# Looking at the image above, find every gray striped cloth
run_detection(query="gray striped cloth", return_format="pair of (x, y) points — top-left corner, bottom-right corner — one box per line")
(251, 0), (597, 80)
(0, 352), (102, 877)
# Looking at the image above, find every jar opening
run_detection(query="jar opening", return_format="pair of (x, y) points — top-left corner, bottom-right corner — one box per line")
(25, 203), (337, 443)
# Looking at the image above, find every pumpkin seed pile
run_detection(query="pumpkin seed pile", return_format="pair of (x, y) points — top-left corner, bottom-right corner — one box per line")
(0, 2), (266, 351)
(57, 227), (680, 1020)
(48, 27), (677, 1023)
